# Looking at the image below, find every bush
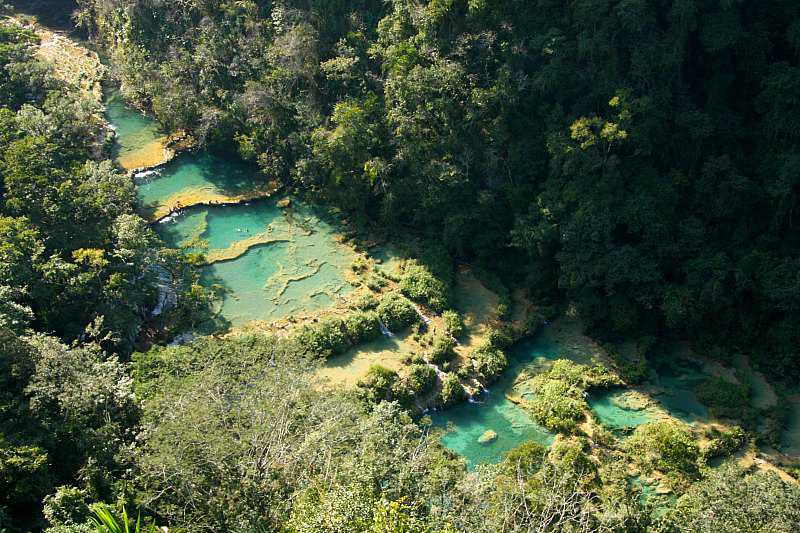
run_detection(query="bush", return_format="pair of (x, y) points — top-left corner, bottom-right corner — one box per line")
(438, 373), (465, 406)
(393, 364), (437, 405)
(350, 256), (370, 273)
(485, 327), (513, 349)
(703, 426), (747, 460)
(503, 442), (547, 476)
(442, 309), (464, 337)
(624, 420), (700, 477)
(526, 360), (619, 433)
(344, 311), (380, 345)
(528, 378), (586, 433)
(399, 260), (449, 311)
(296, 312), (382, 358)
(376, 293), (418, 331)
(43, 486), (89, 527)
(365, 273), (388, 291)
(295, 318), (349, 357)
(427, 335), (455, 365)
(357, 365), (399, 404)
(352, 292), (378, 310)
(695, 377), (750, 419)
(470, 343), (508, 382)
(546, 360), (620, 390)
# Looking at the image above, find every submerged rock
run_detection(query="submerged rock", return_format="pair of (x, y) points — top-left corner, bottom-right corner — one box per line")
(477, 429), (498, 444)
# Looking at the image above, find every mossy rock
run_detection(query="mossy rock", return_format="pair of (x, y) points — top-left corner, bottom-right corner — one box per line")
(478, 429), (498, 444)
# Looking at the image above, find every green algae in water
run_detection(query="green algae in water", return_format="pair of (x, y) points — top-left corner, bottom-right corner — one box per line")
(157, 198), (355, 326)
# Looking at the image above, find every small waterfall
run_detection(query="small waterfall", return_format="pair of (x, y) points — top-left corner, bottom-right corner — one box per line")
(378, 318), (394, 337)
(134, 168), (160, 180)
(151, 266), (177, 317)
(413, 305), (432, 325)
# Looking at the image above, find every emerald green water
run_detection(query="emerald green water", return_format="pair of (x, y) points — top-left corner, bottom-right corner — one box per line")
(106, 89), (355, 328)
(646, 356), (709, 423)
(104, 88), (164, 164)
(137, 153), (264, 218)
(430, 332), (589, 469)
(432, 328), (664, 467)
(589, 390), (657, 431)
(158, 200), (282, 252)
(158, 199), (354, 326)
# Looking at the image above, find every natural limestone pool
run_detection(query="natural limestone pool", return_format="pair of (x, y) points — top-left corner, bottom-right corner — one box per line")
(106, 89), (357, 328)
(105, 87), (800, 469)
(104, 88), (170, 171)
(137, 153), (277, 221)
(157, 199), (356, 327)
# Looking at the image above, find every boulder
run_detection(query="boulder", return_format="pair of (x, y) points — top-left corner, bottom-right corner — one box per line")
(477, 429), (498, 444)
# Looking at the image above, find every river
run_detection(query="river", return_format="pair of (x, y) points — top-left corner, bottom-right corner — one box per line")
(105, 88), (800, 472)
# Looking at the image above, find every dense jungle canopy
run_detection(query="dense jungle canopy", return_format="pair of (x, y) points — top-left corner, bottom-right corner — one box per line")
(1, 1), (800, 532)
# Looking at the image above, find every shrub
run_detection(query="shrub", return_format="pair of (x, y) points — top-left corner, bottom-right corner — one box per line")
(399, 260), (449, 311)
(296, 312), (382, 358)
(695, 377), (750, 419)
(485, 327), (513, 349)
(470, 343), (508, 382)
(442, 309), (464, 337)
(427, 335), (456, 365)
(350, 256), (370, 273)
(357, 365), (399, 404)
(528, 378), (586, 433)
(295, 318), (349, 357)
(703, 426), (747, 460)
(43, 486), (89, 527)
(366, 273), (388, 291)
(624, 420), (700, 477)
(503, 442), (547, 476)
(546, 360), (620, 389)
(352, 292), (378, 311)
(393, 364), (437, 404)
(344, 311), (380, 345)
(376, 293), (418, 331)
(405, 364), (437, 395)
(438, 374), (465, 406)
(525, 360), (619, 433)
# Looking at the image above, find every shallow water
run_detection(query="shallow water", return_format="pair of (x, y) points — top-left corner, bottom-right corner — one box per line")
(589, 390), (658, 431)
(780, 396), (800, 456)
(158, 199), (355, 326)
(431, 324), (672, 467)
(430, 331), (583, 469)
(106, 89), (356, 328)
(104, 88), (169, 170)
(646, 356), (709, 423)
(317, 332), (417, 388)
(137, 153), (271, 220)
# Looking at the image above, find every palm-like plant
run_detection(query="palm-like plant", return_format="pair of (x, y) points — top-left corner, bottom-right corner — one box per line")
(90, 503), (160, 533)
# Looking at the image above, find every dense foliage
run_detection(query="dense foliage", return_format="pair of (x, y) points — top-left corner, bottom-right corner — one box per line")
(0, 19), (202, 530)
(77, 0), (800, 378)
(4, 1), (800, 531)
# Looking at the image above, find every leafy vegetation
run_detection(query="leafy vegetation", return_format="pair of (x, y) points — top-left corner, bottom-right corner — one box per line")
(624, 421), (701, 480)
(75, 0), (800, 383)
(376, 292), (419, 331)
(3, 1), (800, 531)
(527, 360), (619, 433)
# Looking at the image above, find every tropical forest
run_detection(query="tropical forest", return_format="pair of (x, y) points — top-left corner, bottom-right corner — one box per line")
(2, 0), (800, 531)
